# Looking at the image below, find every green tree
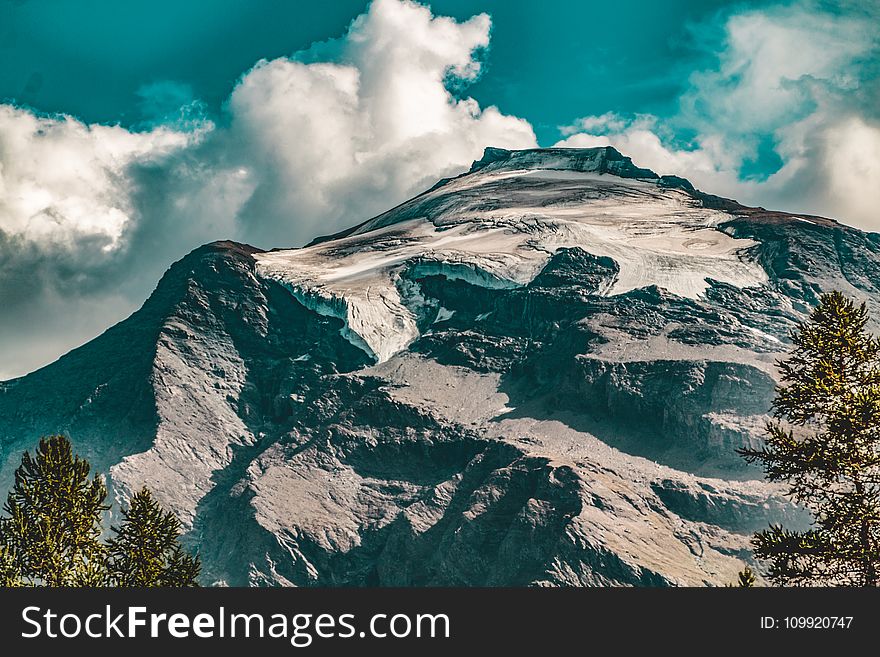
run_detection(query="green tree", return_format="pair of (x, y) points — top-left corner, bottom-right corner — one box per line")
(736, 566), (756, 588)
(740, 291), (880, 586)
(0, 436), (199, 587)
(725, 566), (757, 587)
(107, 487), (200, 587)
(0, 435), (108, 586)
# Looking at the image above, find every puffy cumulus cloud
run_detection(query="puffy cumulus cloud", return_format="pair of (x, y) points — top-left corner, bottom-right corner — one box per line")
(557, 1), (880, 230)
(0, 105), (198, 252)
(0, 0), (536, 378)
(226, 0), (535, 244)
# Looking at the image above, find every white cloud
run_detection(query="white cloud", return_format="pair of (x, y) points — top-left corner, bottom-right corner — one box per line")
(559, 112), (632, 136)
(557, 2), (880, 229)
(822, 116), (880, 224)
(682, 7), (874, 139)
(226, 0), (535, 244)
(0, 104), (199, 252)
(0, 0), (536, 378)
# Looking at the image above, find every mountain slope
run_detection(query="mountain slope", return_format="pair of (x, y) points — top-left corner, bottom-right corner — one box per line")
(3, 146), (878, 586)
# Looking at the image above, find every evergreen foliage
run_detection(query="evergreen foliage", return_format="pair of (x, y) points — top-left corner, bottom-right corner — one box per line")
(0, 436), (107, 586)
(0, 435), (199, 587)
(108, 488), (200, 587)
(737, 566), (756, 588)
(740, 292), (880, 586)
(725, 566), (757, 588)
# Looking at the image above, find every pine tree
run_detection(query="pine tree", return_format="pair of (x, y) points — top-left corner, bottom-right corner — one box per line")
(725, 566), (757, 587)
(107, 487), (200, 587)
(0, 436), (200, 587)
(737, 566), (756, 587)
(0, 435), (108, 586)
(740, 291), (880, 586)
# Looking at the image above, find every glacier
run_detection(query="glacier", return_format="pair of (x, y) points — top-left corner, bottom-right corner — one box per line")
(256, 147), (767, 364)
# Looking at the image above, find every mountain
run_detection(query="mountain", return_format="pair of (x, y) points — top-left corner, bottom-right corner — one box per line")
(3, 146), (880, 586)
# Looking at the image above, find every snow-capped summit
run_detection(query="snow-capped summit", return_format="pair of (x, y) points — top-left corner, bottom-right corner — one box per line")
(256, 146), (766, 362)
(2, 147), (880, 586)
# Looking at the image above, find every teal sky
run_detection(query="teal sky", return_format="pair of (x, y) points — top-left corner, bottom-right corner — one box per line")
(2, 0), (761, 146)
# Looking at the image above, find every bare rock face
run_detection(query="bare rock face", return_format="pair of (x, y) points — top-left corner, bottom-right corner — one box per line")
(2, 146), (877, 586)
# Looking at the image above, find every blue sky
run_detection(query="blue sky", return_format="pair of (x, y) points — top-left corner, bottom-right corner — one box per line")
(0, 0), (878, 378)
(2, 0), (757, 144)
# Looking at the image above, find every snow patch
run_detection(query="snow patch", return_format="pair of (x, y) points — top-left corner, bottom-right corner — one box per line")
(745, 325), (782, 344)
(434, 307), (455, 323)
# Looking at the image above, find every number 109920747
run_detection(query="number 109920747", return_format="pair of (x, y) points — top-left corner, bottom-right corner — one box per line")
(761, 616), (854, 630)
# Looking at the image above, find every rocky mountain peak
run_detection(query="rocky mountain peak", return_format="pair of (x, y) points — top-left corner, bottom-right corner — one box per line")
(3, 147), (880, 587)
(468, 145), (660, 179)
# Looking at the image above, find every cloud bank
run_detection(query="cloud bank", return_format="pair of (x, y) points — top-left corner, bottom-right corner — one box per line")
(557, 1), (880, 228)
(0, 0), (535, 378)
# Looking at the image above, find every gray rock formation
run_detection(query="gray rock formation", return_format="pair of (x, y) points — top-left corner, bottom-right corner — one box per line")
(3, 146), (878, 586)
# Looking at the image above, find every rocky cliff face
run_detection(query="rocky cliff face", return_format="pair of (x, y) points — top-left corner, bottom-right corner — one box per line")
(2, 146), (878, 586)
